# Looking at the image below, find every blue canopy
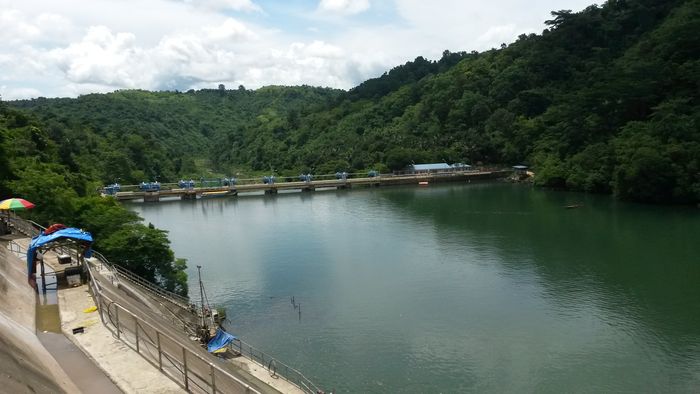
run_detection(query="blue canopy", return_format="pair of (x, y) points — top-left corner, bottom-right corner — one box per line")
(207, 328), (237, 353)
(27, 228), (93, 280)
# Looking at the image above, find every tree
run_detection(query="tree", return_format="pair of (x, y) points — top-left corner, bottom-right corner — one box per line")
(100, 224), (188, 296)
(613, 146), (676, 203)
(73, 196), (140, 247)
(8, 162), (78, 224)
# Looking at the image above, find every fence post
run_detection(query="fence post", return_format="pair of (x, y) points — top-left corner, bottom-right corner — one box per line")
(183, 347), (189, 390)
(134, 315), (139, 353)
(115, 306), (120, 339)
(210, 364), (216, 394)
(157, 331), (162, 371)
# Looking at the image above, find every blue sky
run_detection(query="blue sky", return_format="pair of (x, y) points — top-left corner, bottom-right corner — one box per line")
(0, 0), (596, 99)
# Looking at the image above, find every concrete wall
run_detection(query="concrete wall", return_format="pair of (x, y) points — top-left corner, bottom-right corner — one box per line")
(0, 245), (80, 394)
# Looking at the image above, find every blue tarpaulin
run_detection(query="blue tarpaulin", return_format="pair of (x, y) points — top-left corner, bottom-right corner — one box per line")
(207, 328), (237, 353)
(27, 228), (93, 280)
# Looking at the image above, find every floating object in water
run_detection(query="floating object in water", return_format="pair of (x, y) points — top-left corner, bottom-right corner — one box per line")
(418, 181), (429, 186)
(565, 204), (583, 209)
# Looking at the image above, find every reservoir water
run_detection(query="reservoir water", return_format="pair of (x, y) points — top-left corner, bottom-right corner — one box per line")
(131, 182), (700, 393)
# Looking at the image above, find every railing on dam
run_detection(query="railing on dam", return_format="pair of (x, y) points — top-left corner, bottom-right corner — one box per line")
(85, 260), (261, 394)
(88, 254), (323, 393)
(92, 250), (322, 393)
(2, 214), (80, 259)
(91, 250), (192, 309)
(230, 339), (322, 394)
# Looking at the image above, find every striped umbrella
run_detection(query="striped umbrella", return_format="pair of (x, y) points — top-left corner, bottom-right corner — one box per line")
(0, 198), (36, 210)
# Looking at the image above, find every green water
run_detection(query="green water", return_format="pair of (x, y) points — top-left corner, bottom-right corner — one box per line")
(132, 183), (700, 393)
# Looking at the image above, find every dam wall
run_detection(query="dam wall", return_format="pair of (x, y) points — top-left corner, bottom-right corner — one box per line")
(0, 245), (80, 394)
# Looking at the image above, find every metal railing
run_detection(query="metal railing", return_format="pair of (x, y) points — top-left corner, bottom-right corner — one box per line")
(3, 215), (86, 264)
(6, 239), (25, 256)
(2, 213), (42, 237)
(85, 261), (261, 394)
(91, 250), (192, 308)
(95, 254), (320, 392)
(229, 339), (322, 394)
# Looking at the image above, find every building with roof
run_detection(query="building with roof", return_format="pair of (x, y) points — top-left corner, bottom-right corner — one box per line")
(409, 163), (471, 174)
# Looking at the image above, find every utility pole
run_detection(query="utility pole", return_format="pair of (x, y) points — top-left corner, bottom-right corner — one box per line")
(197, 265), (205, 329)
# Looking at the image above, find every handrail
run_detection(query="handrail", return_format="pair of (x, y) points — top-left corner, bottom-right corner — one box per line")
(230, 339), (322, 394)
(110, 260), (191, 307)
(89, 252), (200, 337)
(4, 213), (42, 237)
(4, 215), (87, 262)
(6, 240), (26, 256)
(92, 250), (191, 305)
(98, 253), (319, 392)
(86, 259), (261, 394)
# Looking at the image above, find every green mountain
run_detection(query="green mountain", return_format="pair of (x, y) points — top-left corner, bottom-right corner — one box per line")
(5, 0), (700, 205)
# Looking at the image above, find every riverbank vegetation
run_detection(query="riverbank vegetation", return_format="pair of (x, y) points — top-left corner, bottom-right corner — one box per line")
(0, 102), (188, 296)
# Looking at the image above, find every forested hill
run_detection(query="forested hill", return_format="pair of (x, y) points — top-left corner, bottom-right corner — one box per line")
(8, 0), (700, 203)
(10, 86), (342, 185)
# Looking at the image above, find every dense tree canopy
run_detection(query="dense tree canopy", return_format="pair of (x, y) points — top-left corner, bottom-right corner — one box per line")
(0, 103), (188, 295)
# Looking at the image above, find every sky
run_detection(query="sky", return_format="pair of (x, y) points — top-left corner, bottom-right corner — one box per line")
(0, 0), (596, 100)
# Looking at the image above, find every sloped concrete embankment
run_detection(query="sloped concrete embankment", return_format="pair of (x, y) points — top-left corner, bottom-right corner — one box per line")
(0, 245), (80, 393)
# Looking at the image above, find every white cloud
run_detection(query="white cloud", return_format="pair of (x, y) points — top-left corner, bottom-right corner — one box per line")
(202, 18), (258, 41)
(177, 0), (262, 13)
(476, 24), (519, 46)
(392, 0), (594, 52)
(0, 0), (598, 99)
(0, 9), (40, 45)
(0, 86), (42, 100)
(19, 18), (355, 94)
(49, 26), (144, 87)
(317, 0), (370, 16)
(0, 9), (76, 47)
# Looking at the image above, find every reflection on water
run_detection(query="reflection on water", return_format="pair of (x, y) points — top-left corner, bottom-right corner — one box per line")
(133, 183), (700, 393)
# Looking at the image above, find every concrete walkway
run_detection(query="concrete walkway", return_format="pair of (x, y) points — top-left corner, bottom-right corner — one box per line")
(0, 242), (80, 394)
(37, 331), (122, 394)
(8, 237), (184, 394)
(58, 278), (185, 394)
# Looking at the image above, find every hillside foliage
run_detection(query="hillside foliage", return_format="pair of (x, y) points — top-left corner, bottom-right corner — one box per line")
(0, 0), (696, 238)
(0, 102), (188, 295)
